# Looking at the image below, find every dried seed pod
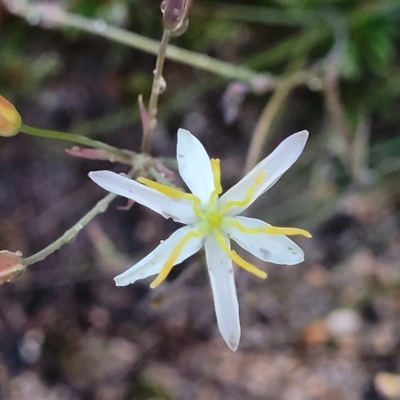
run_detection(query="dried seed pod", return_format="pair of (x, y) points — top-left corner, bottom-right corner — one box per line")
(161, 0), (192, 36)
(0, 250), (25, 283)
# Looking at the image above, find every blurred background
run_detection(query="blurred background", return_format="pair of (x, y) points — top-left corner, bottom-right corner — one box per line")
(1, 0), (400, 399)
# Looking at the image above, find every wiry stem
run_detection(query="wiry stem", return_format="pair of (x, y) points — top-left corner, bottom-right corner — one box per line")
(244, 78), (295, 173)
(141, 30), (171, 154)
(351, 109), (371, 184)
(22, 166), (135, 266)
(322, 72), (352, 168)
(6, 2), (263, 84)
(20, 124), (133, 162)
(23, 192), (117, 266)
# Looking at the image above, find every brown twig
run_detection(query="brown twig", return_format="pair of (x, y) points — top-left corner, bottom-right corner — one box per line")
(141, 30), (171, 154)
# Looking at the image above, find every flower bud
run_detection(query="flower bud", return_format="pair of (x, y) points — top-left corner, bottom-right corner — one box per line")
(0, 250), (25, 283)
(161, 0), (192, 36)
(0, 95), (22, 137)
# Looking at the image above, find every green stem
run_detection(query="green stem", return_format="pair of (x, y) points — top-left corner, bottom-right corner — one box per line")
(23, 192), (117, 266)
(22, 164), (139, 267)
(61, 11), (262, 83)
(20, 124), (133, 161)
(10, 4), (271, 85)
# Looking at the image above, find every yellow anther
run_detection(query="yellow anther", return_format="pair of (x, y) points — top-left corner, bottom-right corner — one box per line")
(220, 170), (266, 214)
(228, 219), (312, 238)
(138, 176), (203, 218)
(150, 229), (204, 288)
(214, 232), (267, 279)
(210, 158), (222, 195)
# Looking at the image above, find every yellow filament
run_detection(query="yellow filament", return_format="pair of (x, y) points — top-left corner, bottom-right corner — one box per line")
(138, 177), (193, 200)
(220, 170), (266, 214)
(228, 219), (312, 238)
(264, 226), (312, 238)
(254, 170), (265, 185)
(210, 159), (222, 195)
(214, 232), (267, 279)
(150, 229), (204, 288)
(138, 176), (203, 218)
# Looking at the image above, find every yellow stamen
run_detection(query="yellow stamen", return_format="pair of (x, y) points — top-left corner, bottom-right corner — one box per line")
(208, 158), (223, 209)
(254, 171), (265, 185)
(264, 226), (312, 238)
(220, 170), (266, 214)
(228, 219), (312, 238)
(211, 159), (222, 195)
(214, 231), (267, 279)
(150, 229), (205, 289)
(138, 177), (193, 200)
(138, 176), (203, 218)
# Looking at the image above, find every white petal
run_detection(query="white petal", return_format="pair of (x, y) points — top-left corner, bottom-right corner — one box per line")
(205, 235), (240, 351)
(114, 226), (204, 286)
(219, 130), (308, 215)
(177, 128), (215, 205)
(89, 170), (197, 224)
(225, 216), (304, 265)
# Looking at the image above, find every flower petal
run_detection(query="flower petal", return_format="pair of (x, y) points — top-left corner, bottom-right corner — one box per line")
(114, 226), (204, 286)
(219, 130), (308, 215)
(89, 170), (197, 224)
(225, 216), (304, 265)
(205, 235), (240, 351)
(177, 128), (215, 205)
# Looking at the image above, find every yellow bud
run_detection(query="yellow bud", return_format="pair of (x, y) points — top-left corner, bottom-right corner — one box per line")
(0, 250), (25, 283)
(0, 95), (22, 137)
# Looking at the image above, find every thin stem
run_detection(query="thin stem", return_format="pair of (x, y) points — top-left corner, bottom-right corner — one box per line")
(9, 4), (265, 84)
(141, 29), (171, 154)
(244, 78), (296, 173)
(351, 109), (371, 184)
(322, 74), (352, 162)
(23, 192), (117, 266)
(320, 16), (352, 169)
(22, 165), (137, 267)
(20, 124), (133, 162)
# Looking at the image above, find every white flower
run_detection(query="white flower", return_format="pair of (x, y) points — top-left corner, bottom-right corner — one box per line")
(89, 129), (310, 351)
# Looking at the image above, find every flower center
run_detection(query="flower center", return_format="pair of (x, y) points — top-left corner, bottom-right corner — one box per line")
(205, 209), (222, 228)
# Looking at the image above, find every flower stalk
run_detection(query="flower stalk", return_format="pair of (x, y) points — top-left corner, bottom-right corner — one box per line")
(23, 168), (136, 267)
(20, 124), (134, 162)
(141, 29), (171, 154)
(22, 192), (117, 266)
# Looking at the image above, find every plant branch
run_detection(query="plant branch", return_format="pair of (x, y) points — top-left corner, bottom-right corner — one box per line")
(351, 109), (371, 184)
(6, 2), (270, 85)
(244, 77), (297, 173)
(141, 29), (171, 154)
(22, 168), (136, 266)
(20, 124), (134, 162)
(23, 192), (116, 266)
